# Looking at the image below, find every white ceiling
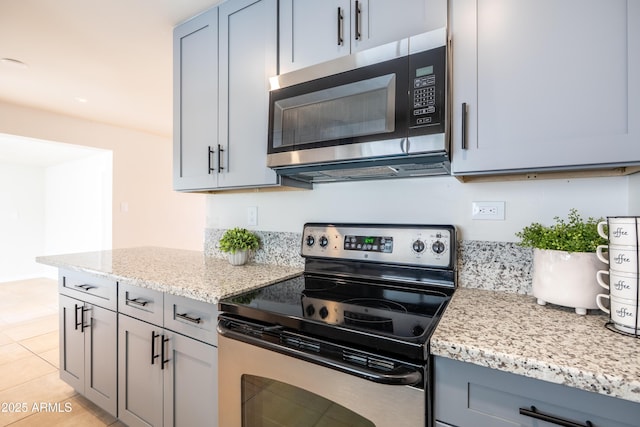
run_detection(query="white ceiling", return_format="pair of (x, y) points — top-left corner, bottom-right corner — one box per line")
(0, 0), (223, 139)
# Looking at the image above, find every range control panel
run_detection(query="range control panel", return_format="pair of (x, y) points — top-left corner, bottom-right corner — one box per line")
(301, 223), (455, 269)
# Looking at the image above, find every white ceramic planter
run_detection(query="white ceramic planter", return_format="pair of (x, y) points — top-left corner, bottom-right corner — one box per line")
(227, 250), (249, 266)
(532, 248), (607, 315)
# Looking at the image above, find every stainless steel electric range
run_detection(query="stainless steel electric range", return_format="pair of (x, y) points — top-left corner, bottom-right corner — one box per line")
(218, 223), (456, 427)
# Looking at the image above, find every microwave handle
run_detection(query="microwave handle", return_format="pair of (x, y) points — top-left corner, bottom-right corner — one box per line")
(461, 103), (468, 150)
(337, 7), (344, 46)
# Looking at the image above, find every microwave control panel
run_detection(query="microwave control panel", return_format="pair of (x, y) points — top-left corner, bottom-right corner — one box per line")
(409, 45), (446, 132)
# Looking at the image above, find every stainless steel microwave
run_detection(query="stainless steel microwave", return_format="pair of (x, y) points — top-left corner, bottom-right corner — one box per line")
(267, 28), (450, 184)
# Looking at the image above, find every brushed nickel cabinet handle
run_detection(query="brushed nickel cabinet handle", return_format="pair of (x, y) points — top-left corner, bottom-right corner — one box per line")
(176, 312), (202, 324)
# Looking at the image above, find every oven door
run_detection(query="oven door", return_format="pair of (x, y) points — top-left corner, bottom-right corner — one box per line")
(218, 325), (426, 427)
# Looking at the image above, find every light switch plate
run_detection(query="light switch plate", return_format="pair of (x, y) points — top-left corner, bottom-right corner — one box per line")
(247, 206), (258, 226)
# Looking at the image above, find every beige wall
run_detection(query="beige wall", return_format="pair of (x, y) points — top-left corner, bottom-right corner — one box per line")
(0, 101), (205, 251)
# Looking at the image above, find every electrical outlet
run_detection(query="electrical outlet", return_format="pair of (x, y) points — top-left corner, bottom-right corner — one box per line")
(472, 201), (505, 220)
(247, 206), (258, 226)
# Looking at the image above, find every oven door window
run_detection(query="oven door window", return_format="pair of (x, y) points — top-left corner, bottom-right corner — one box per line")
(242, 374), (375, 427)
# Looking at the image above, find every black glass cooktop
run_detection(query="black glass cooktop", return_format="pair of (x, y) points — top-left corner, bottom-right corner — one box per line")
(219, 273), (452, 361)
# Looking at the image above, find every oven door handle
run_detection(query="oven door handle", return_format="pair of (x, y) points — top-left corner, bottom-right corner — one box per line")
(218, 323), (423, 386)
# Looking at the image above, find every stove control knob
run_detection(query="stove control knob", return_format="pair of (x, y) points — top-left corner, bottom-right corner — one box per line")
(432, 241), (446, 254)
(412, 240), (425, 253)
(412, 325), (425, 336)
(319, 236), (329, 248)
(305, 304), (315, 317)
(305, 235), (315, 247)
(319, 306), (329, 319)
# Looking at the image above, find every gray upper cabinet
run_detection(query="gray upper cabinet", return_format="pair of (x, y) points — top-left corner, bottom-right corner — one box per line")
(174, 0), (294, 191)
(173, 8), (218, 191)
(451, 0), (640, 175)
(279, 0), (447, 73)
(217, 0), (280, 188)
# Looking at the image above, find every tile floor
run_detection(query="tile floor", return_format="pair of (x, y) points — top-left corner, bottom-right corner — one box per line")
(0, 278), (124, 426)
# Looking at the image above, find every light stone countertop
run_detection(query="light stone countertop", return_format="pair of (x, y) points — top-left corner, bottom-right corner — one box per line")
(36, 247), (303, 304)
(431, 287), (640, 404)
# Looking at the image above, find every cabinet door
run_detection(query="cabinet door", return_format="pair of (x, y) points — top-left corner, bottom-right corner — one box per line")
(279, 0), (351, 73)
(118, 314), (164, 427)
(280, 0), (447, 73)
(352, 0), (447, 52)
(59, 294), (85, 392)
(218, 0), (280, 188)
(173, 8), (219, 191)
(84, 304), (117, 417)
(451, 0), (640, 174)
(163, 332), (218, 427)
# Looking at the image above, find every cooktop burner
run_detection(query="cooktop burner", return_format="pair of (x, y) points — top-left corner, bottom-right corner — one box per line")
(223, 274), (451, 341)
(219, 223), (457, 361)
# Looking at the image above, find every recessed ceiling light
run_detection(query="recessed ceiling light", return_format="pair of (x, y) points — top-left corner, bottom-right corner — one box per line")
(0, 58), (28, 69)
(74, 97), (88, 103)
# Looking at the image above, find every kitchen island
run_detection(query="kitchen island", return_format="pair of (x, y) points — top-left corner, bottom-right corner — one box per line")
(37, 246), (303, 427)
(36, 246), (303, 303)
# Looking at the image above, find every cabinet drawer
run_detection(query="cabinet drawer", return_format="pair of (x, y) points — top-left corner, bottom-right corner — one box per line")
(164, 294), (218, 346)
(59, 269), (117, 311)
(118, 283), (164, 326)
(434, 356), (640, 427)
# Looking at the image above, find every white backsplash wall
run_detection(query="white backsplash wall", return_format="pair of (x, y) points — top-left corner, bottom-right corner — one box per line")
(206, 175), (630, 242)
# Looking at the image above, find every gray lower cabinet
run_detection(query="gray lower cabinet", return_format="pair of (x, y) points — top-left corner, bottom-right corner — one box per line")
(117, 288), (218, 427)
(433, 356), (640, 427)
(59, 294), (117, 417)
(58, 270), (118, 417)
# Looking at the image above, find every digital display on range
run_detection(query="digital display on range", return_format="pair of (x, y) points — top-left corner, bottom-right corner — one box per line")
(344, 235), (393, 253)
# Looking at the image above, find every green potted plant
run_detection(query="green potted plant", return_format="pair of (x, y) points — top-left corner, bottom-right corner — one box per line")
(219, 227), (260, 266)
(516, 209), (607, 315)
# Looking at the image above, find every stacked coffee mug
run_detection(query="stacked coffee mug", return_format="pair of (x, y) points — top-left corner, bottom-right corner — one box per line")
(595, 216), (640, 336)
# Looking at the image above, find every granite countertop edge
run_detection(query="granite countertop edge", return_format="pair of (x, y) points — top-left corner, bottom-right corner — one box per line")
(431, 287), (640, 404)
(36, 247), (304, 305)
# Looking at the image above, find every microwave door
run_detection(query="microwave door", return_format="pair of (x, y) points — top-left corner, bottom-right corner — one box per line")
(268, 55), (410, 158)
(273, 74), (396, 150)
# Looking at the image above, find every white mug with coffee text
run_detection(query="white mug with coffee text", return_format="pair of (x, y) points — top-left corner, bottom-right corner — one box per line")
(596, 293), (640, 334)
(596, 245), (639, 274)
(596, 269), (639, 301)
(598, 217), (640, 246)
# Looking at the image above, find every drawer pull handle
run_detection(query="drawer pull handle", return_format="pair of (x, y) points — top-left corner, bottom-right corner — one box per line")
(176, 312), (202, 324)
(74, 284), (95, 292)
(126, 297), (148, 307)
(519, 406), (593, 427)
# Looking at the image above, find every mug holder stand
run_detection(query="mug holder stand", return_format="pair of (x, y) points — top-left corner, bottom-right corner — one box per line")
(604, 321), (639, 339)
(601, 217), (639, 339)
